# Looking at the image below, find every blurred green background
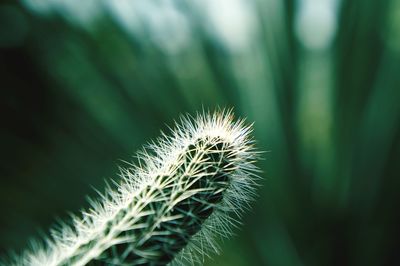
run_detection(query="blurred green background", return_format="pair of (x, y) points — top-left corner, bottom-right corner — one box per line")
(0, 0), (399, 265)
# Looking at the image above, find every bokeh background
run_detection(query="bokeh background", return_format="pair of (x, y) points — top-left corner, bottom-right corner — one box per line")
(1, 0), (399, 265)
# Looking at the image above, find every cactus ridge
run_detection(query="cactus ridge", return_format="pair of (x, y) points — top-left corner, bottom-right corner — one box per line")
(8, 110), (259, 266)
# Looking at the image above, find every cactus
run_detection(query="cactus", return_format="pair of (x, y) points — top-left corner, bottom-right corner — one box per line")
(9, 110), (259, 266)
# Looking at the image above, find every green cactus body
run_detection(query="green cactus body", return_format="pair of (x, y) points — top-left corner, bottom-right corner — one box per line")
(8, 111), (258, 266)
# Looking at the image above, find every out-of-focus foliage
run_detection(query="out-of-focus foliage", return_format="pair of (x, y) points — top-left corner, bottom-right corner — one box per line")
(0, 0), (399, 265)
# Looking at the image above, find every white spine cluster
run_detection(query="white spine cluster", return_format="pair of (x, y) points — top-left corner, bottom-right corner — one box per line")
(8, 110), (259, 266)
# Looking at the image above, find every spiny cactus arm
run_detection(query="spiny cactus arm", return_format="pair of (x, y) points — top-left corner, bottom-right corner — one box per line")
(9, 110), (259, 266)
